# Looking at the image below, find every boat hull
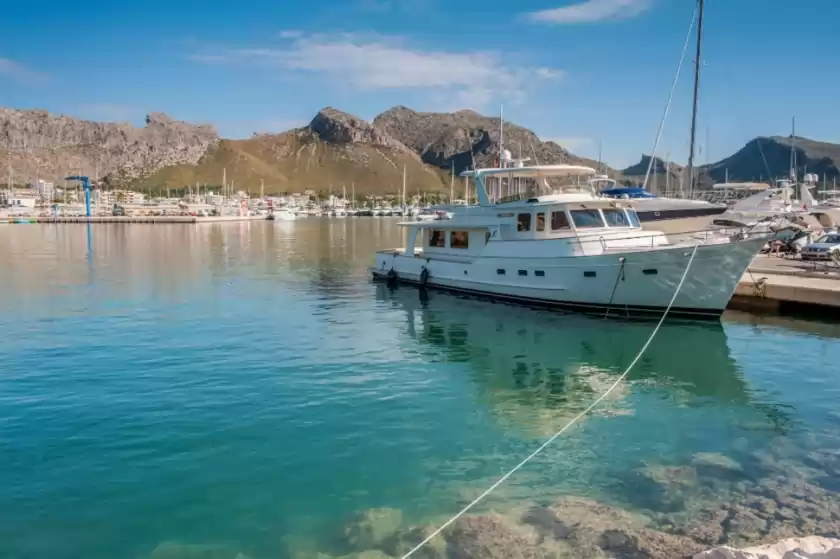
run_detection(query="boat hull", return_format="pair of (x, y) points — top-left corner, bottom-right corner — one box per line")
(372, 237), (766, 319)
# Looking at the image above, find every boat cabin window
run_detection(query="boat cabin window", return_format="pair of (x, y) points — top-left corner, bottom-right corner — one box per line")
(602, 208), (630, 227)
(429, 229), (446, 247)
(517, 213), (532, 232)
(536, 212), (546, 232)
(450, 231), (470, 249)
(551, 211), (571, 231)
(626, 209), (641, 228)
(570, 209), (605, 229)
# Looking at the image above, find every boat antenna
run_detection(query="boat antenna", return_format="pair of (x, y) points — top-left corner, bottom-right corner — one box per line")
(686, 0), (705, 199)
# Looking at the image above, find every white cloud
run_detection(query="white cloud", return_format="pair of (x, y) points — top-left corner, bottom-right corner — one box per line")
(191, 33), (563, 111)
(528, 0), (652, 23)
(0, 57), (47, 84)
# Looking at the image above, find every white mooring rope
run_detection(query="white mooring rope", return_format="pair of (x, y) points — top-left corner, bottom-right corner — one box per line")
(401, 244), (701, 559)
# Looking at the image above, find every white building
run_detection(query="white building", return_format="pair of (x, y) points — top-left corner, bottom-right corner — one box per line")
(33, 179), (55, 201)
(96, 189), (146, 205)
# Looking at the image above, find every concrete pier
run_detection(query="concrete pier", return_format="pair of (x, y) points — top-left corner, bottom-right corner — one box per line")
(730, 254), (840, 314)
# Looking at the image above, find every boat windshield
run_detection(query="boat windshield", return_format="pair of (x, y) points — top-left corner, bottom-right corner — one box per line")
(626, 209), (641, 227)
(570, 209), (605, 228)
(602, 208), (630, 227)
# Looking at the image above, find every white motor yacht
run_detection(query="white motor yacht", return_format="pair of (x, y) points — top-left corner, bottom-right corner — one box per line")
(371, 164), (767, 319)
(268, 207), (297, 221)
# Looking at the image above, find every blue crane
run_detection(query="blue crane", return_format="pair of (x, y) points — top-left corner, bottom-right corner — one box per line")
(64, 176), (92, 217)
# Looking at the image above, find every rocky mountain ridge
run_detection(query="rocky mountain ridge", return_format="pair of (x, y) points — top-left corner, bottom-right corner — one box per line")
(142, 108), (448, 195)
(0, 108), (219, 186)
(2, 105), (839, 195)
(374, 106), (620, 178)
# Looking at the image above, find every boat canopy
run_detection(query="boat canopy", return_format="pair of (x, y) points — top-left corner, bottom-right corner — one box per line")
(600, 186), (656, 199)
(461, 164), (598, 179)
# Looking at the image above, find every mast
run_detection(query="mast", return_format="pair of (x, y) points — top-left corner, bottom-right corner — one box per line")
(789, 117), (797, 182)
(402, 165), (407, 209)
(464, 175), (469, 205)
(449, 161), (454, 203)
(260, 179), (264, 200)
(499, 104), (504, 168)
(686, 0), (705, 198)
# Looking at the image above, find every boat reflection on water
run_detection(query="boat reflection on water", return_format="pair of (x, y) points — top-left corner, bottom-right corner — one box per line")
(376, 284), (757, 437)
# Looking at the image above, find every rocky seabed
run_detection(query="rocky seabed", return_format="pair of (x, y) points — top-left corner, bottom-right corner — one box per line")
(144, 447), (840, 559)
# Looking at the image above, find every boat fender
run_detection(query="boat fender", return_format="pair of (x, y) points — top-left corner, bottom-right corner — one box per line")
(386, 268), (398, 284)
(419, 268), (430, 287)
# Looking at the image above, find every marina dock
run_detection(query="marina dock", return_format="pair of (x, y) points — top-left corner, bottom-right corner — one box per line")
(731, 254), (840, 314)
(9, 215), (269, 224)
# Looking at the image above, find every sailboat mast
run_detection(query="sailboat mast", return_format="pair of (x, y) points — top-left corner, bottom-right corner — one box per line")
(499, 104), (504, 168)
(790, 117), (797, 181)
(402, 165), (406, 209)
(686, 0), (705, 198)
(450, 161), (454, 204)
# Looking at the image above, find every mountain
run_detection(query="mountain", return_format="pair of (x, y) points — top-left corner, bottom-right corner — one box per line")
(621, 155), (685, 193)
(373, 106), (621, 178)
(142, 108), (450, 195)
(701, 136), (840, 184)
(5, 103), (838, 196)
(0, 109), (219, 185)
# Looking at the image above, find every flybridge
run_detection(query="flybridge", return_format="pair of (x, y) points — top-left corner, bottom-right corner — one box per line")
(460, 164), (599, 206)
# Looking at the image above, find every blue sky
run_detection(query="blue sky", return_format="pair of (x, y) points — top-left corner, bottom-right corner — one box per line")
(1, 0), (838, 168)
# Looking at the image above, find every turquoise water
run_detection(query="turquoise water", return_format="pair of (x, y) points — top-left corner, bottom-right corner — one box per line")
(1, 220), (839, 559)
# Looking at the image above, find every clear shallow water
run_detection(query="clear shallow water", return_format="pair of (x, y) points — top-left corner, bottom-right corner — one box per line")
(1, 220), (839, 559)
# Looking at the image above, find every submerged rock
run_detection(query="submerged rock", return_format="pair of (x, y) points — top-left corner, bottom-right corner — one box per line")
(522, 496), (704, 558)
(343, 508), (404, 551)
(445, 513), (549, 559)
(380, 525), (447, 559)
(691, 453), (745, 477)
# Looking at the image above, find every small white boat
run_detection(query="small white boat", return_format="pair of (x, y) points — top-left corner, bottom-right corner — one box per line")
(372, 164), (767, 319)
(269, 207), (297, 221)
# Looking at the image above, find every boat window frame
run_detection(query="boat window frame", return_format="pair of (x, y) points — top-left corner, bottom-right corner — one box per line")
(449, 230), (470, 249)
(535, 212), (546, 233)
(569, 209), (606, 229)
(551, 209), (572, 231)
(517, 212), (532, 233)
(428, 229), (446, 248)
(602, 207), (632, 228)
